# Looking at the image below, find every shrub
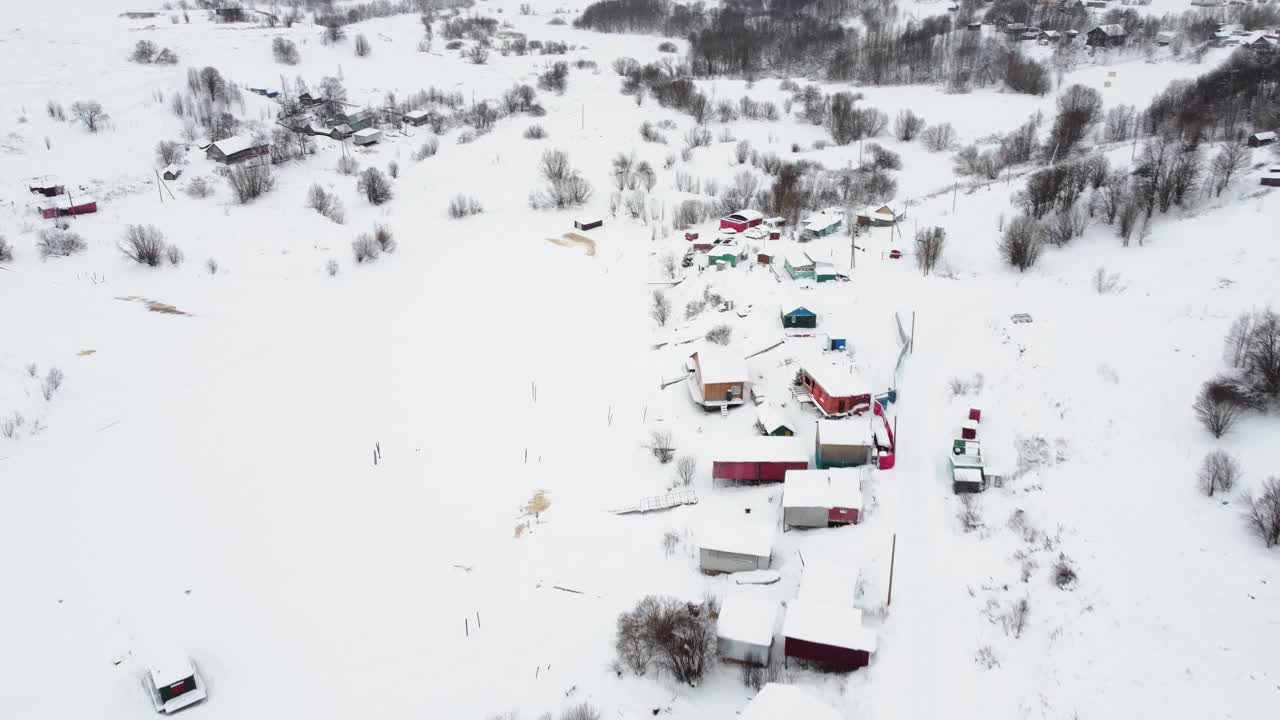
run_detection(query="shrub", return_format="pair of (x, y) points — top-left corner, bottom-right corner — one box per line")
(998, 215), (1042, 272)
(337, 155), (360, 175)
(560, 703), (601, 720)
(166, 244), (184, 266)
(704, 324), (732, 345)
(352, 235), (380, 263)
(1193, 381), (1243, 438)
(1243, 477), (1280, 548)
(131, 39), (157, 62)
(357, 167), (393, 205)
(156, 140), (182, 165)
(272, 37), (300, 64)
(71, 100), (109, 132)
(186, 176), (212, 198)
(921, 122), (957, 152)
(467, 44), (489, 65)
(675, 456), (697, 486)
(538, 61), (569, 94)
(354, 34), (371, 57)
(867, 143), (902, 170)
(1051, 554), (1078, 589)
(914, 226), (945, 276)
(523, 124), (547, 139)
(326, 258), (340, 276)
(0, 235), (12, 263)
(414, 137), (440, 160)
(1198, 450), (1240, 497)
(894, 109), (925, 141)
(206, 258), (218, 274)
(614, 595), (717, 685)
(448, 194), (484, 218)
(373, 223), (396, 253)
(227, 163), (274, 203)
(42, 367), (64, 401)
(640, 121), (667, 144)
(650, 430), (674, 463)
(119, 225), (167, 266)
(445, 39), (464, 50)
(387, 161), (399, 179)
(650, 290), (671, 327)
(658, 41), (677, 53)
(38, 228), (86, 258)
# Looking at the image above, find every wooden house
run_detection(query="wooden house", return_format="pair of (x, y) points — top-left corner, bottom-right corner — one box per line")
(329, 124), (354, 140)
(783, 599), (877, 670)
(28, 177), (64, 197)
(712, 437), (809, 482)
(1038, 30), (1062, 43)
(802, 364), (871, 418)
(205, 136), (268, 164)
(708, 243), (744, 268)
(699, 521), (775, 573)
(341, 109), (377, 132)
(1248, 131), (1277, 147)
(784, 249), (815, 280)
(1086, 24), (1127, 47)
(755, 403), (795, 437)
(688, 348), (748, 409)
(717, 593), (780, 665)
(37, 194), (97, 219)
(352, 128), (382, 146)
(815, 419), (873, 469)
(857, 204), (899, 226)
(720, 209), (764, 233)
(781, 306), (817, 330)
(801, 211), (842, 240)
(161, 165), (182, 181)
(741, 684), (841, 720)
(1262, 167), (1280, 187)
(299, 92), (323, 109)
(574, 217), (603, 231)
(783, 468), (863, 528)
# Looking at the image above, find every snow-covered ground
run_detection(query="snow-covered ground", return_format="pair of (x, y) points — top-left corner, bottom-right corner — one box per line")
(2, 2), (1278, 719)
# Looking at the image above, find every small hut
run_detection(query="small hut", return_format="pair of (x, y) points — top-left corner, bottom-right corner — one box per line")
(815, 419), (873, 469)
(801, 211), (842, 240)
(205, 136), (268, 164)
(574, 217), (603, 231)
(1248, 131), (1277, 147)
(161, 165), (182, 181)
(783, 468), (863, 528)
(783, 600), (877, 670)
(699, 522), (776, 573)
(755, 403), (795, 437)
(143, 654), (208, 714)
(688, 348), (749, 409)
(784, 249), (815, 280)
(712, 437), (809, 482)
(717, 592), (781, 665)
(781, 306), (817, 330)
(352, 127), (382, 145)
(802, 364), (871, 418)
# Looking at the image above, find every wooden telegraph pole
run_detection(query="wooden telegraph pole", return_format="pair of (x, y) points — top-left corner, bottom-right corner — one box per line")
(887, 533), (898, 606)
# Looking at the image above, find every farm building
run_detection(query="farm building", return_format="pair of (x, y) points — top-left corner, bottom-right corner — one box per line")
(1248, 131), (1277, 147)
(329, 124), (354, 140)
(161, 165), (182, 181)
(720, 209), (764, 233)
(341, 109), (378, 132)
(784, 249), (815, 279)
(783, 599), (877, 670)
(712, 437), (809, 482)
(755, 403), (795, 437)
(814, 262), (839, 283)
(708, 244), (744, 268)
(699, 521), (775, 573)
(783, 468), (863, 528)
(352, 127), (383, 146)
(143, 653), (207, 714)
(299, 92), (323, 108)
(1249, 35), (1277, 53)
(801, 211), (842, 240)
(28, 177), (64, 196)
(1087, 24), (1127, 47)
(404, 109), (433, 126)
(815, 419), (873, 469)
(764, 217), (785, 239)
(857, 204), (900, 226)
(1039, 30), (1061, 43)
(781, 306), (817, 330)
(205, 136), (268, 164)
(574, 217), (603, 231)
(802, 364), (872, 418)
(717, 592), (780, 665)
(741, 684), (841, 720)
(687, 348), (749, 409)
(1262, 167), (1280, 187)
(37, 194), (97, 219)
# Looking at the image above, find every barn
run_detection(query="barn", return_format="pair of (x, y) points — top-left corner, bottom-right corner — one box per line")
(352, 127), (382, 146)
(783, 468), (863, 528)
(205, 136), (269, 164)
(781, 306), (817, 329)
(688, 348), (749, 409)
(1248, 131), (1277, 147)
(802, 364), (871, 418)
(1087, 24), (1127, 47)
(404, 109), (433, 126)
(720, 209), (764, 233)
(342, 109), (377, 132)
(699, 521), (775, 573)
(755, 403), (794, 437)
(161, 165), (182, 181)
(815, 419), (873, 469)
(801, 211), (842, 240)
(784, 249), (815, 279)
(717, 592), (780, 665)
(783, 599), (877, 670)
(38, 194), (97, 219)
(741, 684), (841, 720)
(28, 176), (64, 196)
(708, 243), (744, 268)
(712, 437), (809, 482)
(857, 204), (899, 226)
(1262, 167), (1280, 186)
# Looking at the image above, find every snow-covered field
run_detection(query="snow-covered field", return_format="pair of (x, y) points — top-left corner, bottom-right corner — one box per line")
(2, 2), (1278, 719)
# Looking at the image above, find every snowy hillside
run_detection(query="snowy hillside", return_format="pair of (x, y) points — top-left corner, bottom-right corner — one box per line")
(2, 1), (1279, 720)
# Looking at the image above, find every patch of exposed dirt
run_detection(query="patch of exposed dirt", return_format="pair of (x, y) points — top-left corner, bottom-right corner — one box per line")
(548, 233), (596, 256)
(526, 490), (550, 515)
(76, 349), (96, 356)
(116, 296), (190, 316)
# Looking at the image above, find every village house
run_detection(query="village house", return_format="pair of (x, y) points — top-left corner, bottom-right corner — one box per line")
(1248, 131), (1277, 147)
(802, 364), (872, 418)
(783, 599), (877, 670)
(717, 592), (780, 665)
(403, 108), (433, 126)
(341, 109), (378, 132)
(707, 243), (745, 268)
(784, 249), (816, 280)
(741, 684), (841, 720)
(205, 136), (269, 164)
(781, 306), (817, 330)
(712, 436), (809, 483)
(1038, 30), (1062, 44)
(815, 418), (874, 469)
(801, 210), (842, 240)
(856, 203), (900, 226)
(687, 348), (749, 409)
(37, 194), (97, 219)
(783, 468), (864, 528)
(720, 209), (764, 233)
(161, 165), (182, 181)
(1087, 24), (1128, 48)
(352, 127), (383, 146)
(699, 521), (776, 573)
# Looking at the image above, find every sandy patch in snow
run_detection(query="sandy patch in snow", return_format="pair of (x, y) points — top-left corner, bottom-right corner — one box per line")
(549, 232), (597, 256)
(115, 296), (190, 316)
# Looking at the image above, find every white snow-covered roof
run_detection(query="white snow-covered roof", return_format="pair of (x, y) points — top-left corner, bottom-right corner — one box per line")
(817, 418), (869, 448)
(209, 135), (259, 156)
(813, 262), (837, 276)
(726, 209), (764, 223)
(714, 436), (808, 463)
(693, 347), (748, 385)
(40, 194), (97, 210)
(1093, 23), (1126, 36)
(404, 108), (430, 120)
(700, 520), (775, 559)
(718, 592), (780, 647)
(162, 164), (181, 175)
(803, 212), (841, 232)
(785, 248), (814, 268)
(148, 653), (195, 686)
(784, 598), (877, 652)
(806, 363), (866, 397)
(784, 468), (863, 510)
(741, 684), (841, 720)
(953, 466), (984, 485)
(353, 127), (381, 138)
(755, 403), (791, 434)
(1252, 131), (1277, 141)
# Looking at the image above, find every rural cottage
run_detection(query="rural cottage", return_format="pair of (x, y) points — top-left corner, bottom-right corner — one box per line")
(783, 599), (877, 670)
(783, 468), (864, 528)
(687, 348), (749, 409)
(815, 419), (873, 469)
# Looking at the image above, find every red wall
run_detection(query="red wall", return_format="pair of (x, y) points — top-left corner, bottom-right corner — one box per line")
(803, 372), (871, 416)
(828, 507), (859, 525)
(713, 460), (809, 482)
(784, 637), (871, 670)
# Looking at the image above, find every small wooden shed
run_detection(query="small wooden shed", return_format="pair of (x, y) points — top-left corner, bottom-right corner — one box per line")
(206, 136), (269, 164)
(699, 522), (775, 573)
(574, 217), (603, 231)
(688, 348), (749, 409)
(38, 194), (97, 219)
(144, 653), (208, 714)
(783, 468), (863, 528)
(352, 127), (382, 146)
(162, 165), (182, 181)
(755, 403), (794, 437)
(1248, 131), (1277, 147)
(1087, 24), (1127, 48)
(815, 419), (873, 469)
(717, 592), (780, 665)
(783, 599), (876, 670)
(781, 306), (817, 329)
(803, 364), (871, 418)
(1261, 167), (1280, 187)
(712, 437), (809, 483)
(28, 177), (64, 196)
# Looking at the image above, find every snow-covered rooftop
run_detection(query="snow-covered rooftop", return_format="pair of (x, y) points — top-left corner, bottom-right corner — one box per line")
(353, 127), (381, 138)
(818, 419), (869, 447)
(805, 363), (866, 397)
(783, 468), (863, 510)
(755, 403), (791, 435)
(726, 209), (764, 223)
(785, 248), (814, 268)
(714, 436), (808, 463)
(700, 520), (775, 559)
(784, 598), (877, 652)
(209, 135), (259, 157)
(803, 212), (841, 232)
(148, 653), (195, 686)
(404, 109), (430, 120)
(953, 466), (983, 486)
(692, 347), (748, 385)
(717, 592), (780, 647)
(741, 683), (841, 720)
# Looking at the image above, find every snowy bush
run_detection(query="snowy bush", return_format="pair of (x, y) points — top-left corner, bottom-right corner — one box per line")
(957, 495), (983, 532)
(1243, 477), (1280, 548)
(650, 430), (674, 464)
(998, 215), (1042, 272)
(42, 367), (64, 401)
(387, 161), (399, 179)
(1001, 597), (1030, 638)
(373, 224), (396, 253)
(357, 167), (393, 205)
(166, 244), (184, 266)
(71, 100), (109, 132)
(351, 235), (380, 263)
(658, 41), (677, 53)
(272, 37), (300, 64)
(414, 137), (439, 161)
(921, 122), (956, 152)
(186, 177), (212, 199)
(206, 258), (218, 274)
(467, 44), (490, 65)
(0, 235), (12, 263)
(614, 595), (717, 685)
(538, 62), (569, 94)
(650, 290), (671, 327)
(523, 124), (547, 139)
(560, 703), (600, 720)
(639, 121), (666, 144)
(307, 184), (345, 224)
(704, 325), (732, 346)
(354, 34), (371, 57)
(227, 163), (274, 204)
(1051, 553), (1078, 590)
(1198, 450), (1241, 498)
(675, 456), (697, 486)
(447, 195), (484, 219)
(326, 258), (340, 276)
(1193, 381), (1244, 438)
(337, 155), (360, 175)
(37, 228), (86, 258)
(130, 39), (157, 63)
(119, 225), (167, 267)
(914, 227), (944, 276)
(156, 140), (182, 165)
(894, 109), (925, 141)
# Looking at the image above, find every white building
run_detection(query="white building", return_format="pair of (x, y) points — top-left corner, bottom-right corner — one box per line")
(717, 591), (781, 665)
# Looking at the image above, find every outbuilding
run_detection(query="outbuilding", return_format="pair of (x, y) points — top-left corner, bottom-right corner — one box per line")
(720, 209), (765, 233)
(1248, 131), (1277, 147)
(857, 204), (900, 226)
(143, 654), (208, 714)
(1038, 30), (1061, 43)
(783, 468), (863, 528)
(741, 684), (841, 720)
(783, 599), (877, 670)
(801, 211), (842, 240)
(815, 419), (873, 469)
(352, 127), (383, 146)
(1086, 24), (1127, 47)
(708, 243), (744, 268)
(404, 109), (433, 126)
(1262, 167), (1280, 187)
(755, 403), (795, 437)
(712, 437), (809, 482)
(161, 165), (182, 181)
(205, 136), (269, 164)
(781, 306), (817, 330)
(784, 249), (815, 280)
(28, 176), (64, 196)
(764, 217), (786, 239)
(717, 592), (781, 665)
(699, 521), (775, 573)
(802, 364), (871, 418)
(574, 217), (604, 231)
(38, 194), (97, 219)
(341, 109), (377, 132)
(688, 348), (749, 409)
(814, 262), (839, 283)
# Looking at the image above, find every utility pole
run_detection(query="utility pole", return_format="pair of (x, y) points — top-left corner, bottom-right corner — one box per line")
(887, 533), (897, 606)
(952, 182), (958, 213)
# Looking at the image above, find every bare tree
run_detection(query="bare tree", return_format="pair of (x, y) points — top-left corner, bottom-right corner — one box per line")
(354, 34), (371, 57)
(1212, 140), (1250, 196)
(894, 109), (925, 141)
(356, 167), (393, 205)
(914, 226), (945, 275)
(614, 595), (717, 686)
(1193, 381), (1243, 438)
(373, 223), (396, 253)
(352, 235), (380, 263)
(921, 122), (956, 152)
(272, 37), (300, 65)
(540, 149), (570, 183)
(71, 100), (108, 132)
(156, 140), (182, 165)
(131, 39), (157, 63)
(660, 251), (678, 280)
(1224, 311), (1255, 368)
(226, 163), (274, 203)
(704, 324), (732, 345)
(119, 225), (168, 266)
(467, 44), (490, 65)
(650, 290), (672, 327)
(1243, 477), (1280, 548)
(675, 455), (697, 486)
(650, 430), (675, 463)
(998, 215), (1042, 272)
(1198, 450), (1240, 497)
(1002, 597), (1030, 639)
(38, 228), (86, 258)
